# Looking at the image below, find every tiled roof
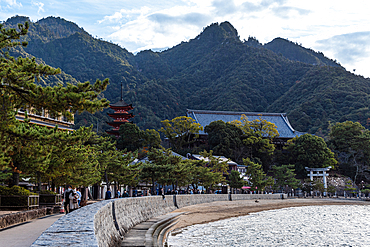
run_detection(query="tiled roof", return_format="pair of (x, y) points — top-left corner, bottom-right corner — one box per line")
(110, 100), (132, 108)
(186, 109), (305, 139)
(191, 154), (238, 166)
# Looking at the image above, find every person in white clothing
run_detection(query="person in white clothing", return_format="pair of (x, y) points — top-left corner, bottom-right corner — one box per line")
(69, 187), (79, 213)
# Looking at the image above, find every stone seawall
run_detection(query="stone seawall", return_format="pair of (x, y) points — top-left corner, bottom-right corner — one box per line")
(31, 193), (286, 247)
(231, 193), (283, 200)
(176, 194), (229, 208)
(0, 208), (47, 229)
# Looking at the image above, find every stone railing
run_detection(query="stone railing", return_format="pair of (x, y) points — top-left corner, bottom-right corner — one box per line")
(31, 193), (285, 247)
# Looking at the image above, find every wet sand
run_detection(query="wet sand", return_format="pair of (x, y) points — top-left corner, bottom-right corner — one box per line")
(170, 198), (370, 231)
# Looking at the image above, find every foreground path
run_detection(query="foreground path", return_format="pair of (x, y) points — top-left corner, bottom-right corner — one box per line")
(0, 213), (64, 247)
(169, 198), (370, 231)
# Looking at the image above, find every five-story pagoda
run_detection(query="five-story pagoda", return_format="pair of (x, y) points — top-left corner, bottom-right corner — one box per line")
(106, 84), (134, 138)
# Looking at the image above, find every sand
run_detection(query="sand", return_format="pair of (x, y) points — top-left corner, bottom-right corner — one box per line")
(169, 198), (370, 231)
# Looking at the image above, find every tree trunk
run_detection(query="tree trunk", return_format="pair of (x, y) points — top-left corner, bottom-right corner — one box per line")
(51, 180), (55, 193)
(151, 176), (156, 195)
(105, 170), (109, 188)
(37, 172), (42, 192)
(11, 160), (21, 187)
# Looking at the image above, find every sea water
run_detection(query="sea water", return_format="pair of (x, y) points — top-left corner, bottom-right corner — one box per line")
(166, 205), (370, 246)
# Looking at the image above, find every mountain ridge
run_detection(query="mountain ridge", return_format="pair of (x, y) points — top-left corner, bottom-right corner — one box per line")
(4, 16), (370, 136)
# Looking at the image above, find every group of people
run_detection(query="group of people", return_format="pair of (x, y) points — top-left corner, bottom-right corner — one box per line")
(105, 188), (130, 200)
(63, 185), (81, 214)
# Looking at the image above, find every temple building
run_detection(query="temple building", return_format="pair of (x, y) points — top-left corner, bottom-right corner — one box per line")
(106, 100), (134, 138)
(16, 108), (74, 131)
(186, 109), (305, 147)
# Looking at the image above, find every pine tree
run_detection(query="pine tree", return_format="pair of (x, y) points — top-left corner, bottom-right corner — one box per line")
(0, 22), (110, 186)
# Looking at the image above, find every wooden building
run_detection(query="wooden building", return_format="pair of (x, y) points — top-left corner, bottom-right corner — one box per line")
(186, 109), (305, 147)
(16, 109), (74, 131)
(106, 100), (134, 138)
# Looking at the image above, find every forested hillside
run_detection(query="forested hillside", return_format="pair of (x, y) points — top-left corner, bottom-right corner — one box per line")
(4, 16), (370, 136)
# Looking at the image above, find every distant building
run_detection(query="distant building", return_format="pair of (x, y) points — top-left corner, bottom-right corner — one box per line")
(16, 108), (74, 131)
(106, 100), (134, 138)
(186, 109), (305, 146)
(106, 82), (135, 138)
(187, 154), (238, 177)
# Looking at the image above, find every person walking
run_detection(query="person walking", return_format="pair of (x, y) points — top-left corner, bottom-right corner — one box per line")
(76, 188), (82, 207)
(105, 187), (112, 200)
(69, 188), (79, 213)
(63, 185), (73, 214)
(123, 190), (129, 197)
(161, 188), (165, 200)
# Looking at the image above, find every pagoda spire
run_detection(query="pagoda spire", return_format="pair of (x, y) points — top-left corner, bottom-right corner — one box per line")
(120, 81), (123, 101)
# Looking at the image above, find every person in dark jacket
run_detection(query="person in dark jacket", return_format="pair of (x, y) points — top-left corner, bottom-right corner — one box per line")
(63, 185), (73, 214)
(105, 188), (112, 200)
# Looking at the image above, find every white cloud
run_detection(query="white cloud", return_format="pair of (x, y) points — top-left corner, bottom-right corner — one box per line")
(0, 0), (22, 8)
(31, 1), (44, 14)
(98, 6), (151, 24)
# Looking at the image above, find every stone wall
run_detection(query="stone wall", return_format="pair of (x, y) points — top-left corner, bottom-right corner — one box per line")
(176, 194), (229, 208)
(114, 196), (176, 236)
(31, 194), (287, 247)
(31, 200), (111, 247)
(94, 202), (120, 247)
(231, 193), (283, 200)
(0, 208), (47, 229)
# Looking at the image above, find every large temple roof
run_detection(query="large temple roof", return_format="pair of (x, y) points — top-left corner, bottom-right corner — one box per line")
(186, 109), (305, 139)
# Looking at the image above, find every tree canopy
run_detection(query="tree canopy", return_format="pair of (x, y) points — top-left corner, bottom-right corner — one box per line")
(286, 134), (337, 178)
(0, 21), (110, 186)
(160, 116), (203, 153)
(328, 121), (370, 183)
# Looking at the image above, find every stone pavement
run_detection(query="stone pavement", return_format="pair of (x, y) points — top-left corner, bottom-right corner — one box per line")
(0, 213), (64, 247)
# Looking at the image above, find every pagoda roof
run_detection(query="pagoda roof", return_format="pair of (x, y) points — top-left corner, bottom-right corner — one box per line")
(106, 121), (130, 126)
(109, 100), (133, 108)
(107, 112), (134, 118)
(186, 109), (305, 139)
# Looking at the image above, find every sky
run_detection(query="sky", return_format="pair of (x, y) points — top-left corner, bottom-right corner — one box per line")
(1, 0), (370, 78)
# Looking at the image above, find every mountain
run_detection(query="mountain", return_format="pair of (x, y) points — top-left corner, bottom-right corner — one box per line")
(4, 16), (370, 136)
(264, 37), (341, 67)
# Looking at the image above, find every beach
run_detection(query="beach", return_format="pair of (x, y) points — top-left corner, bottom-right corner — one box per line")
(169, 198), (370, 231)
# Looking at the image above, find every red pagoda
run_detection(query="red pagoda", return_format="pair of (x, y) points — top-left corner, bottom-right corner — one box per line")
(106, 85), (134, 138)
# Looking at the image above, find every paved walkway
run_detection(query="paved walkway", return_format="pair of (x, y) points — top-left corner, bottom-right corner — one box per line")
(0, 213), (64, 247)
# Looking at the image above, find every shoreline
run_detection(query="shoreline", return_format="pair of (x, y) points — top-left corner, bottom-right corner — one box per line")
(169, 198), (370, 232)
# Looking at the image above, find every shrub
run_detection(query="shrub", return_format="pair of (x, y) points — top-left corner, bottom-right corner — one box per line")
(0, 185), (37, 196)
(38, 190), (57, 195)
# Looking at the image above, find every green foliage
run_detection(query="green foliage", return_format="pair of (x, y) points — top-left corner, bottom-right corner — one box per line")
(0, 20), (111, 188)
(230, 115), (278, 171)
(0, 185), (36, 195)
(117, 123), (144, 152)
(228, 170), (245, 190)
(313, 179), (323, 192)
(116, 123), (161, 151)
(286, 134), (337, 178)
(38, 190), (57, 195)
(264, 38), (341, 67)
(344, 181), (357, 196)
(244, 158), (273, 192)
(205, 120), (244, 163)
(140, 148), (185, 193)
(328, 121), (370, 183)
(271, 164), (300, 192)
(4, 16), (370, 137)
(160, 116), (203, 153)
(142, 129), (162, 149)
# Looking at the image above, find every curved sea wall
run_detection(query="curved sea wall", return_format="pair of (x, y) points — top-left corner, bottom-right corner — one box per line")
(31, 193), (284, 247)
